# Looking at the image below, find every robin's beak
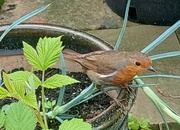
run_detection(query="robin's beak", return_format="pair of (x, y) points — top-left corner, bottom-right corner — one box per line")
(147, 66), (156, 72)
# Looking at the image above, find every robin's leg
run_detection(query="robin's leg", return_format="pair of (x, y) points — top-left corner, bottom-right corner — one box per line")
(123, 82), (137, 97)
(97, 85), (126, 108)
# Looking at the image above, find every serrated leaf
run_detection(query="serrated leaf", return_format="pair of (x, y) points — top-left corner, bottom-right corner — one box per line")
(23, 42), (41, 69)
(23, 36), (63, 71)
(5, 102), (37, 130)
(25, 74), (36, 93)
(22, 93), (38, 110)
(0, 109), (5, 128)
(59, 118), (92, 130)
(13, 82), (25, 98)
(0, 87), (10, 99)
(37, 36), (64, 70)
(42, 74), (79, 88)
(8, 71), (41, 88)
(3, 72), (15, 94)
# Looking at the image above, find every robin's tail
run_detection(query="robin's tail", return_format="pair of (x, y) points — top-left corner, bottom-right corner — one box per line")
(63, 49), (80, 60)
(60, 49), (85, 72)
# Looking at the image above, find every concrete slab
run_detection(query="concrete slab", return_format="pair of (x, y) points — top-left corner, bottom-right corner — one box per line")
(0, 0), (139, 29)
(175, 28), (180, 43)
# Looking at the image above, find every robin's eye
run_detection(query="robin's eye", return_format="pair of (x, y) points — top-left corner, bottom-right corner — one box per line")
(135, 61), (141, 66)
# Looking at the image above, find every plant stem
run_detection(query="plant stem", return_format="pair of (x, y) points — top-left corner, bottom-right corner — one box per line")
(114, 0), (131, 50)
(57, 53), (66, 106)
(141, 20), (180, 54)
(134, 75), (180, 124)
(32, 109), (46, 129)
(0, 4), (50, 42)
(41, 70), (48, 129)
(46, 83), (95, 118)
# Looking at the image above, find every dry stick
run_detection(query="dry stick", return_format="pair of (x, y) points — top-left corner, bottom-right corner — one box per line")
(156, 86), (180, 99)
(86, 102), (117, 123)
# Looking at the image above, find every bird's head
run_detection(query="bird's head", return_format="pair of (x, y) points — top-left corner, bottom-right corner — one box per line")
(131, 52), (155, 74)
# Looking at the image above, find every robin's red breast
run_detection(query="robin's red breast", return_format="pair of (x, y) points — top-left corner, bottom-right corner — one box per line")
(62, 49), (155, 86)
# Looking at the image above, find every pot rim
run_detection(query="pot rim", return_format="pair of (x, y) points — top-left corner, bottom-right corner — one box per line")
(0, 23), (113, 51)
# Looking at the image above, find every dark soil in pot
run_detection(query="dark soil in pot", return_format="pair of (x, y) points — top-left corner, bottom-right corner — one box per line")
(2, 67), (133, 130)
(4, 68), (112, 130)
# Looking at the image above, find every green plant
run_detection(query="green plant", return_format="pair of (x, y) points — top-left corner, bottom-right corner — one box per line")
(0, 101), (37, 130)
(0, 3), (93, 129)
(0, 36), (92, 129)
(128, 113), (151, 130)
(0, 0), (4, 9)
(45, 100), (56, 111)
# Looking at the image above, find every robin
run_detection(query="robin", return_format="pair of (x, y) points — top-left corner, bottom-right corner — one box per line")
(62, 49), (155, 105)
(63, 49), (155, 85)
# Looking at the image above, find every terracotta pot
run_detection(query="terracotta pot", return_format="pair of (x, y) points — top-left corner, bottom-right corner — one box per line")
(0, 24), (136, 130)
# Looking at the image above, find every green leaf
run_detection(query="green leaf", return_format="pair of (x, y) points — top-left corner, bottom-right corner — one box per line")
(45, 102), (51, 109)
(59, 118), (92, 130)
(13, 82), (25, 98)
(139, 118), (150, 129)
(128, 113), (136, 122)
(52, 100), (56, 106)
(8, 71), (41, 87)
(0, 109), (5, 128)
(2, 104), (10, 114)
(128, 114), (139, 130)
(22, 93), (38, 110)
(37, 36), (64, 70)
(128, 120), (139, 130)
(25, 74), (36, 93)
(47, 101), (52, 107)
(0, 0), (5, 7)
(45, 100), (57, 109)
(42, 74), (79, 88)
(3, 72), (15, 94)
(23, 36), (64, 70)
(5, 102), (37, 130)
(0, 87), (10, 99)
(23, 42), (41, 69)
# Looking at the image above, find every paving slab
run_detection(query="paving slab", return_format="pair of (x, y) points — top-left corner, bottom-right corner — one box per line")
(0, 0), (139, 29)
(176, 28), (180, 43)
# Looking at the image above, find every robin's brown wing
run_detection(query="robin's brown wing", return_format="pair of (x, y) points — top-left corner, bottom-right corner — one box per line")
(75, 50), (134, 75)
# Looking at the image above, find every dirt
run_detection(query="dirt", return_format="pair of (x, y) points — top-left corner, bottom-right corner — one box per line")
(35, 68), (112, 129)
(0, 67), (136, 130)
(1, 68), (114, 130)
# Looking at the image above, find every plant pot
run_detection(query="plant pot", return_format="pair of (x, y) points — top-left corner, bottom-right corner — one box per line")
(105, 0), (180, 26)
(0, 24), (136, 130)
